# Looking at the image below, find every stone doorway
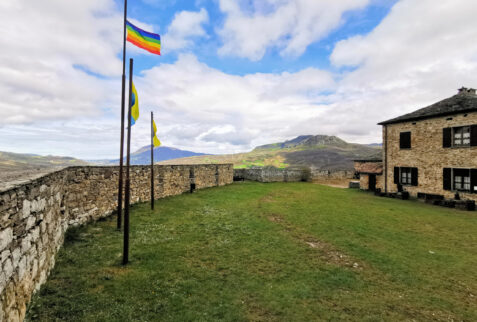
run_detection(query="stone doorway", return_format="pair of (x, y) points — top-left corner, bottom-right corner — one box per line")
(369, 174), (376, 191)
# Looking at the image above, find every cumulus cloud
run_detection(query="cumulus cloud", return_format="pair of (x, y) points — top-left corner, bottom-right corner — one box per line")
(3, 0), (477, 159)
(217, 0), (369, 60)
(127, 54), (335, 154)
(0, 0), (122, 125)
(163, 8), (209, 51)
(323, 0), (477, 143)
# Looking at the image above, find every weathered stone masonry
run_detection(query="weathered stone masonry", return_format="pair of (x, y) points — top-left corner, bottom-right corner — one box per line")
(0, 164), (233, 321)
(382, 111), (477, 201)
(234, 168), (354, 183)
(378, 88), (477, 202)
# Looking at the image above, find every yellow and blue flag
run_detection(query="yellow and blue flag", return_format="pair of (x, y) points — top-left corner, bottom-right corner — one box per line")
(152, 120), (161, 147)
(131, 81), (139, 126)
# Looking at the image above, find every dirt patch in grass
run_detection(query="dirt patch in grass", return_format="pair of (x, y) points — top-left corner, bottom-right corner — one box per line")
(266, 213), (363, 270)
(242, 296), (280, 322)
(267, 214), (283, 222)
(259, 193), (280, 203)
(101, 266), (132, 277)
(312, 178), (350, 188)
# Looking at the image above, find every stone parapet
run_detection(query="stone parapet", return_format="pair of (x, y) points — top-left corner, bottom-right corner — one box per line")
(0, 164), (233, 321)
(233, 168), (354, 183)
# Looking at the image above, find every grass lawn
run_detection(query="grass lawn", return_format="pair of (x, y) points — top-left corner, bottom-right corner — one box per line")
(27, 182), (477, 321)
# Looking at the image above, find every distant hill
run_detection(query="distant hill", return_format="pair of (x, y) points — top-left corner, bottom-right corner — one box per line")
(92, 145), (208, 165)
(0, 151), (88, 171)
(0, 151), (89, 190)
(159, 135), (382, 170)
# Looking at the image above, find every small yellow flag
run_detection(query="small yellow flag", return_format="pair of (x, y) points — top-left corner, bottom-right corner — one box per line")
(152, 120), (157, 134)
(130, 81), (139, 125)
(153, 136), (161, 147)
(152, 120), (161, 147)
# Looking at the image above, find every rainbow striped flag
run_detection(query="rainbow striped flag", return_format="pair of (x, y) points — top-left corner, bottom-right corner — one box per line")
(126, 20), (161, 55)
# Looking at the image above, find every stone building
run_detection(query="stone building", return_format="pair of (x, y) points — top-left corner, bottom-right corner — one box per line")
(377, 87), (477, 202)
(353, 160), (383, 191)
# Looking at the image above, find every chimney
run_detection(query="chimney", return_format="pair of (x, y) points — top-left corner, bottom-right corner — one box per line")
(458, 87), (476, 95)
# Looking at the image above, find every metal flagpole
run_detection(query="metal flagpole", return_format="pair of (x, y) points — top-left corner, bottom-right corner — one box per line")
(117, 0), (128, 230)
(151, 111), (154, 210)
(123, 58), (133, 265)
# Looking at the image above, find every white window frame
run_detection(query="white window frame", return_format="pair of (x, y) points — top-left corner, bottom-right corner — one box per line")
(452, 168), (471, 192)
(400, 167), (412, 185)
(452, 126), (471, 147)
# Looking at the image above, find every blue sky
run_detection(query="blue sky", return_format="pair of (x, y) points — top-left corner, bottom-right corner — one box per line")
(1, 0), (477, 159)
(123, 0), (396, 75)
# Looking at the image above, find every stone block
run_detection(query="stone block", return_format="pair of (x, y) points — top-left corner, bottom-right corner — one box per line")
(31, 226), (40, 243)
(17, 256), (27, 280)
(21, 235), (31, 254)
(11, 248), (20, 268)
(31, 259), (39, 281)
(39, 185), (48, 193)
(25, 216), (36, 231)
(1, 250), (11, 263)
(2, 258), (13, 281)
(0, 272), (6, 295)
(0, 227), (13, 252)
(22, 199), (31, 218)
(30, 199), (39, 213)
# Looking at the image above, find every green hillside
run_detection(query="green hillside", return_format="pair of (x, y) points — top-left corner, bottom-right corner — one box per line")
(159, 135), (381, 170)
(0, 151), (88, 172)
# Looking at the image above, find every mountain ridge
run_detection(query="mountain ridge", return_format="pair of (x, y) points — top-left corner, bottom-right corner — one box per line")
(91, 145), (208, 165)
(159, 134), (382, 170)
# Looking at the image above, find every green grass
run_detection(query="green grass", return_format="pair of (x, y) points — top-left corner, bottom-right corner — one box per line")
(27, 182), (477, 321)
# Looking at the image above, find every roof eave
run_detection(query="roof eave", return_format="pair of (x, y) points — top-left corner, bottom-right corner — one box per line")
(378, 108), (477, 126)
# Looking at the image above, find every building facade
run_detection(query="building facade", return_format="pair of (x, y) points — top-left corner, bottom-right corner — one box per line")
(379, 87), (477, 202)
(354, 160), (383, 191)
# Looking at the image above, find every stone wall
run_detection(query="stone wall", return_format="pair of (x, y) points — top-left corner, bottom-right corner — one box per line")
(383, 110), (477, 201)
(359, 174), (384, 191)
(234, 168), (304, 182)
(360, 174), (370, 190)
(311, 170), (355, 181)
(0, 164), (233, 321)
(234, 168), (354, 183)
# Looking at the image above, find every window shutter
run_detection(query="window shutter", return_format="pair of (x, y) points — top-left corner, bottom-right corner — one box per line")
(400, 132), (411, 149)
(471, 169), (477, 193)
(411, 168), (418, 186)
(471, 125), (477, 146)
(443, 128), (452, 148)
(443, 168), (452, 190)
(394, 167), (399, 184)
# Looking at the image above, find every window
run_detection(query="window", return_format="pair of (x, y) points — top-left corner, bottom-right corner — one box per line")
(394, 167), (418, 186)
(444, 168), (477, 193)
(453, 126), (470, 147)
(401, 167), (411, 184)
(443, 125), (477, 148)
(400, 132), (411, 149)
(454, 169), (471, 191)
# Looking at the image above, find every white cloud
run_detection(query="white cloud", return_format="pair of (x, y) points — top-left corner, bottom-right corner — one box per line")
(323, 0), (477, 143)
(128, 54), (335, 154)
(3, 0), (477, 160)
(217, 0), (370, 61)
(0, 0), (122, 125)
(163, 8), (209, 51)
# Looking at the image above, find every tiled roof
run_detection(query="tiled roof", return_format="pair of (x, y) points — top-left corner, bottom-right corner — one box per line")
(354, 161), (383, 174)
(378, 88), (477, 125)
